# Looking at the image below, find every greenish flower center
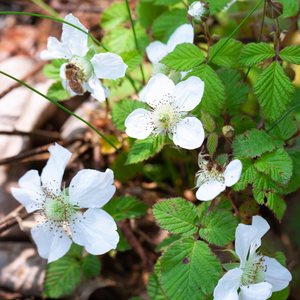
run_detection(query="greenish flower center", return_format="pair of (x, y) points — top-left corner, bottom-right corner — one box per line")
(70, 55), (93, 81)
(241, 253), (265, 286)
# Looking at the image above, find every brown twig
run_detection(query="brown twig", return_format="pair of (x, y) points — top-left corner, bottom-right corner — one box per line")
(228, 193), (240, 217)
(206, 199), (216, 214)
(0, 129), (60, 140)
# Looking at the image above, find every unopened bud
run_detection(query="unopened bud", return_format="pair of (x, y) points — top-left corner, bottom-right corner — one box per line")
(222, 125), (235, 138)
(168, 70), (181, 85)
(266, 0), (283, 19)
(187, 1), (210, 24)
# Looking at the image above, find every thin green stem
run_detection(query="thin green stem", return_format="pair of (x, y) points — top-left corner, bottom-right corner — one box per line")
(208, 0), (264, 64)
(274, 18), (280, 58)
(266, 104), (300, 133)
(31, 0), (62, 19)
(124, 0), (145, 86)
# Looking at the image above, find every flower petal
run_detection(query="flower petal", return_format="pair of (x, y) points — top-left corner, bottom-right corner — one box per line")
(91, 52), (128, 80)
(145, 74), (175, 108)
(31, 222), (72, 263)
(196, 178), (226, 201)
(61, 13), (89, 57)
(40, 37), (72, 60)
(173, 76), (204, 111)
(224, 159), (242, 187)
(263, 256), (292, 292)
(167, 24), (194, 53)
(88, 74), (106, 102)
(173, 117), (204, 150)
(71, 208), (119, 255)
(239, 282), (272, 300)
(41, 143), (72, 190)
(138, 85), (148, 102)
(213, 268), (242, 300)
(125, 108), (154, 139)
(69, 169), (116, 208)
(146, 41), (168, 65)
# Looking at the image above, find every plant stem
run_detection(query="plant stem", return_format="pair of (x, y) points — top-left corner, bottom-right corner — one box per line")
(208, 0), (264, 64)
(31, 0), (62, 19)
(274, 17), (280, 58)
(124, 0), (145, 86)
(204, 22), (211, 62)
(228, 194), (240, 217)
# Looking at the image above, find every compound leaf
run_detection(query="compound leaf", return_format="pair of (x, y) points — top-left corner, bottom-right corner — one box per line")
(279, 45), (300, 65)
(100, 2), (129, 30)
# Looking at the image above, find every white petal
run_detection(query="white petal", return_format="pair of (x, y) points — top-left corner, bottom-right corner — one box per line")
(235, 224), (259, 268)
(239, 282), (272, 300)
(71, 208), (119, 255)
(146, 41), (168, 65)
(125, 108), (153, 139)
(40, 37), (72, 60)
(263, 256), (292, 292)
(41, 143), (72, 190)
(91, 52), (128, 80)
(213, 268), (242, 300)
(11, 170), (43, 213)
(88, 74), (106, 102)
(145, 74), (175, 107)
(138, 85), (148, 102)
(31, 223), (72, 263)
(172, 117), (204, 150)
(167, 24), (194, 53)
(224, 159), (242, 187)
(69, 169), (116, 208)
(173, 76), (204, 111)
(61, 13), (89, 57)
(196, 178), (226, 201)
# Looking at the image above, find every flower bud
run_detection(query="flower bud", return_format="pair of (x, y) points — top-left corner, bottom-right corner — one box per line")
(187, 1), (210, 24)
(222, 125), (235, 138)
(265, 0), (283, 19)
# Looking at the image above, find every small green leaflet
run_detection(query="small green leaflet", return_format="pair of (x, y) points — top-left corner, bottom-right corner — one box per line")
(218, 68), (249, 114)
(111, 99), (148, 131)
(254, 61), (295, 122)
(156, 235), (181, 252)
(160, 238), (222, 300)
(201, 110), (216, 133)
(120, 51), (144, 71)
(147, 273), (166, 300)
(279, 45), (300, 65)
(81, 254), (101, 279)
(277, 0), (298, 18)
(282, 149), (300, 194)
(206, 0), (234, 14)
(269, 286), (289, 300)
(209, 38), (243, 68)
(237, 43), (275, 67)
(199, 210), (237, 246)
(100, 2), (129, 30)
(207, 133), (218, 158)
(43, 64), (61, 80)
(160, 43), (206, 72)
(111, 154), (140, 182)
(232, 129), (284, 158)
(47, 81), (68, 101)
(185, 64), (226, 118)
(116, 228), (131, 251)
(152, 198), (199, 236)
(126, 135), (165, 164)
(230, 115), (256, 135)
(102, 195), (148, 221)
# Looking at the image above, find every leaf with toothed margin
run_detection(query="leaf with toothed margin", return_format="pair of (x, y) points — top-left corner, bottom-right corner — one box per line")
(147, 273), (166, 300)
(207, 133), (218, 159)
(279, 45), (300, 65)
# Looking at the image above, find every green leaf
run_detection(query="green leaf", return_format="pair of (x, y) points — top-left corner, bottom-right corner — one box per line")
(201, 110), (215, 133)
(207, 133), (218, 159)
(185, 64), (226, 118)
(111, 154), (140, 182)
(282, 149), (300, 194)
(100, 2), (129, 30)
(44, 256), (81, 298)
(277, 0), (298, 18)
(239, 199), (260, 224)
(81, 254), (101, 279)
(197, 202), (212, 223)
(152, 9), (188, 40)
(126, 135), (165, 164)
(266, 112), (297, 141)
(160, 237), (222, 300)
(52, 58), (65, 68)
(147, 273), (166, 300)
(279, 45), (300, 64)
(103, 27), (150, 54)
(153, 198), (199, 236)
(120, 51), (144, 71)
(237, 43), (275, 67)
(199, 210), (237, 246)
(216, 154), (228, 166)
(209, 38), (243, 67)
(66, 243), (82, 259)
(269, 286), (289, 300)
(230, 115), (256, 135)
(254, 61), (295, 122)
(116, 228), (131, 251)
(206, 0), (233, 14)
(102, 196), (148, 221)
(222, 263), (240, 271)
(47, 81), (68, 101)
(160, 43), (206, 72)
(152, 0), (181, 5)
(232, 156), (256, 191)
(156, 235), (182, 251)
(232, 129), (284, 158)
(218, 68), (249, 114)
(254, 148), (293, 185)
(43, 63), (61, 80)
(111, 99), (148, 131)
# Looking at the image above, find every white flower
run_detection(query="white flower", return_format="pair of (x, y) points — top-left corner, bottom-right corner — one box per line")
(139, 24), (194, 102)
(188, 1), (210, 23)
(125, 73), (205, 150)
(213, 216), (292, 300)
(195, 157), (242, 201)
(41, 13), (127, 102)
(11, 143), (119, 263)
